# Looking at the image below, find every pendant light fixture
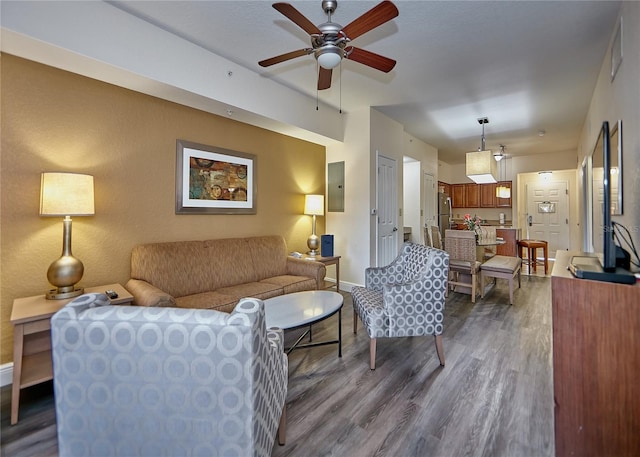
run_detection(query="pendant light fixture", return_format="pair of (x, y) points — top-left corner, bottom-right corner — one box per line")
(495, 145), (511, 198)
(466, 117), (497, 184)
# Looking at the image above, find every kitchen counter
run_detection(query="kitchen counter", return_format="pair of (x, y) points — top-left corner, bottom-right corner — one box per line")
(452, 219), (513, 227)
(451, 223), (515, 230)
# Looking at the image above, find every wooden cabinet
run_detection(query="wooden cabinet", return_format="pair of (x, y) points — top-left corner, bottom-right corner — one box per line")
(551, 251), (640, 457)
(451, 184), (465, 208)
(496, 228), (520, 256)
(480, 183), (496, 207)
(496, 181), (512, 207)
(438, 181), (451, 196)
(450, 181), (512, 208)
(465, 183), (480, 208)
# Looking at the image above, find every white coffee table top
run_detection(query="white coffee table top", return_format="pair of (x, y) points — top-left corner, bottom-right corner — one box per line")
(264, 290), (343, 330)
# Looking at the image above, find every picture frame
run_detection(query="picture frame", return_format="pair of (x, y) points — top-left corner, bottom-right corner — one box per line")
(176, 139), (256, 214)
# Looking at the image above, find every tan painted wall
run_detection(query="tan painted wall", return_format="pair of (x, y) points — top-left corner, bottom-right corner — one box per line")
(0, 55), (326, 364)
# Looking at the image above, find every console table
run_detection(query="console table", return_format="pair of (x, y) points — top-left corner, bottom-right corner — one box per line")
(551, 251), (639, 456)
(10, 283), (133, 425)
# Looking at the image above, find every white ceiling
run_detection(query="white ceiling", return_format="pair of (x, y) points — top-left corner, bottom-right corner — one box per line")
(107, 0), (620, 164)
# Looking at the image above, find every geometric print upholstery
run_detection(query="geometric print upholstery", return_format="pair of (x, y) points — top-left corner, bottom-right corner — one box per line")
(352, 243), (449, 339)
(51, 293), (287, 457)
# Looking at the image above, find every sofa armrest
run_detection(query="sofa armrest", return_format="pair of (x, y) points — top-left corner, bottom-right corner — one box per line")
(286, 257), (326, 289)
(125, 279), (177, 307)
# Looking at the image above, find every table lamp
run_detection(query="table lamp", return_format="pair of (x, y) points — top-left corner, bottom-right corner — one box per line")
(304, 194), (324, 256)
(40, 172), (95, 299)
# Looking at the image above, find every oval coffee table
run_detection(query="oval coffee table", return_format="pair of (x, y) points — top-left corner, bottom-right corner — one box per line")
(264, 290), (343, 357)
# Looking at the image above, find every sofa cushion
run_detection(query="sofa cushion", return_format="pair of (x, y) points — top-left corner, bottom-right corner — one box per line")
(131, 240), (214, 297)
(217, 282), (283, 301)
(203, 238), (260, 288)
(174, 291), (241, 313)
(245, 235), (289, 280)
(260, 276), (318, 294)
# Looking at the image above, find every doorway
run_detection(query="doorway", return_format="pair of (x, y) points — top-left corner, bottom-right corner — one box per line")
(376, 153), (398, 266)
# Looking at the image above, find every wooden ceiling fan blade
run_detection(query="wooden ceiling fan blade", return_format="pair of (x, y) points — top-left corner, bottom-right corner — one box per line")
(341, 1), (399, 40)
(259, 49), (311, 67)
(273, 3), (322, 35)
(346, 47), (396, 73)
(318, 67), (332, 90)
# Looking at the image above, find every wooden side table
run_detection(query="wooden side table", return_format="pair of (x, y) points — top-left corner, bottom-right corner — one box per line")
(10, 283), (133, 425)
(304, 255), (341, 292)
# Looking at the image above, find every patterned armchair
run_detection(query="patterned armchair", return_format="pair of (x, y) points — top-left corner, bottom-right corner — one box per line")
(51, 293), (287, 457)
(351, 242), (449, 370)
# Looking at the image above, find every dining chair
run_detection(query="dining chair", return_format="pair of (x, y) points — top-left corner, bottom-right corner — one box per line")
(430, 226), (443, 250)
(479, 226), (497, 261)
(444, 229), (481, 303)
(424, 226), (433, 247)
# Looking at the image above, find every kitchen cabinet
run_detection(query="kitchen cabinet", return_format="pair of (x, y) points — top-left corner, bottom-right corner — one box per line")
(465, 183), (480, 208)
(451, 184), (465, 208)
(450, 181), (512, 208)
(438, 181), (451, 196)
(496, 181), (512, 207)
(480, 183), (496, 207)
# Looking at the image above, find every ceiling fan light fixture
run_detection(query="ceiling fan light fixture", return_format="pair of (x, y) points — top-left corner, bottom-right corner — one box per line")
(316, 45), (342, 69)
(493, 153), (504, 162)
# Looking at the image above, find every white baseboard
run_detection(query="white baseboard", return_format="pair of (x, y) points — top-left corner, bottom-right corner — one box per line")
(338, 281), (358, 293)
(1, 363), (13, 387)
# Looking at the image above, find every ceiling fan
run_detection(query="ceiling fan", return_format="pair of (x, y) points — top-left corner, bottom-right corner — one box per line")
(259, 0), (399, 90)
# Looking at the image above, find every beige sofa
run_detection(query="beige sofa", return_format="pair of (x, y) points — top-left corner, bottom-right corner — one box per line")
(126, 235), (326, 313)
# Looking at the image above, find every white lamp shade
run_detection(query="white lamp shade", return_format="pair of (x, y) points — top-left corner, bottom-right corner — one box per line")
(304, 194), (325, 216)
(40, 172), (95, 216)
(466, 150), (498, 184)
(316, 46), (342, 69)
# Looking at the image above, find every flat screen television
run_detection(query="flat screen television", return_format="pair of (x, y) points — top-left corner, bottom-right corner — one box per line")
(590, 121), (616, 271)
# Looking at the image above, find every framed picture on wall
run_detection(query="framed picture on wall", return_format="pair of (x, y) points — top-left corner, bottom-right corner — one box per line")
(175, 139), (256, 214)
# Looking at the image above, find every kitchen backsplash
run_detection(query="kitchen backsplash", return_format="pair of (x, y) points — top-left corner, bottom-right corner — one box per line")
(452, 208), (513, 225)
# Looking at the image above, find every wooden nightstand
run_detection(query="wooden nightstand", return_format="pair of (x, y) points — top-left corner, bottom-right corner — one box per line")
(304, 255), (341, 292)
(10, 283), (133, 425)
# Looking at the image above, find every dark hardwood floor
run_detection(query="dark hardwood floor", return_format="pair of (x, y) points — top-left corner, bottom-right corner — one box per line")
(1, 275), (554, 457)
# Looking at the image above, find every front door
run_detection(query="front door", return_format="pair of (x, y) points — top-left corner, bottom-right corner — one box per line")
(377, 154), (398, 266)
(525, 180), (570, 258)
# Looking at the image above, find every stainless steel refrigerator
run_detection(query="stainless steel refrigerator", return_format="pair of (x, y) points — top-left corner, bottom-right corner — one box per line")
(438, 192), (453, 239)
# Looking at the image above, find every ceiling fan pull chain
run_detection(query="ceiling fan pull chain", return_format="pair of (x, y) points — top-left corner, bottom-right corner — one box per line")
(339, 61), (342, 114)
(316, 61), (320, 111)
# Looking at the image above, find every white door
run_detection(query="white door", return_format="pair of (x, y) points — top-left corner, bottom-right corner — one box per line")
(526, 181), (570, 258)
(377, 154), (398, 266)
(424, 173), (436, 243)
